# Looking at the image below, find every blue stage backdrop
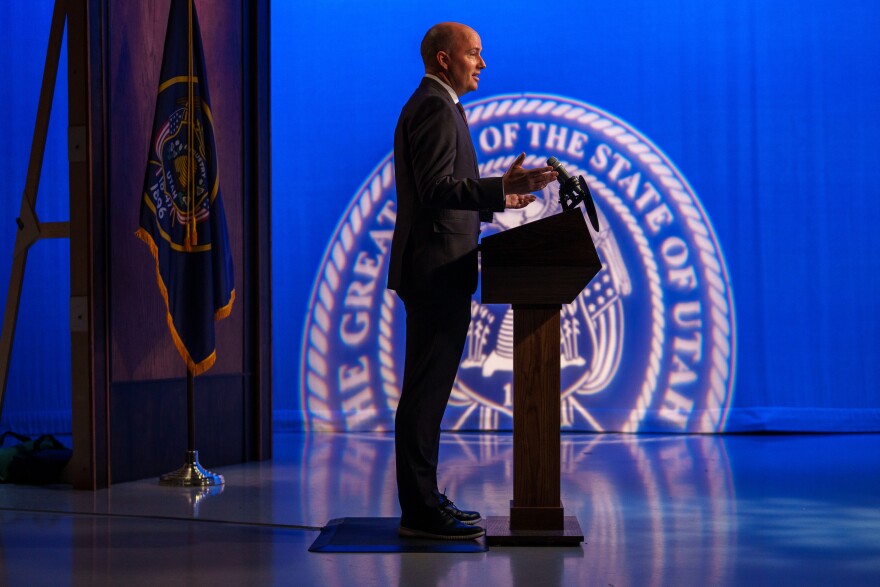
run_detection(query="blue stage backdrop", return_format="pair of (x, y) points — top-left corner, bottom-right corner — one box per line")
(1, 1), (878, 434)
(271, 0), (880, 433)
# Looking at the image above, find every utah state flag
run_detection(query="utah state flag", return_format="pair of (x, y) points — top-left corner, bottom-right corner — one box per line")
(136, 0), (234, 375)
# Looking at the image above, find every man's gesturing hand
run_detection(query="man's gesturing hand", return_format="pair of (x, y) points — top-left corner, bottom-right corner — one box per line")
(505, 193), (536, 209)
(501, 152), (557, 203)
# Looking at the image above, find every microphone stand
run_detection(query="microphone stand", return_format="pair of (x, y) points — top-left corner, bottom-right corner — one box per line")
(558, 174), (601, 232)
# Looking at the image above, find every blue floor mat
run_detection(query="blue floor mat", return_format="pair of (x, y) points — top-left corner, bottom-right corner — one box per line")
(308, 517), (488, 553)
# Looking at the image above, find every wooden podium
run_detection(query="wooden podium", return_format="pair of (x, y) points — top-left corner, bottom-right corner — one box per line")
(480, 209), (602, 546)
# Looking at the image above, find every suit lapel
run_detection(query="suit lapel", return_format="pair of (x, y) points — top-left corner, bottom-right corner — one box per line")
(421, 79), (481, 180)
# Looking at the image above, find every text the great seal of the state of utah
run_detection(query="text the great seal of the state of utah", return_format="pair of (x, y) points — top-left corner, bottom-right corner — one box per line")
(301, 94), (736, 434)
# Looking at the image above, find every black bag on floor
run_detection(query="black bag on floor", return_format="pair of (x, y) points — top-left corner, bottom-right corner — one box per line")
(0, 431), (72, 484)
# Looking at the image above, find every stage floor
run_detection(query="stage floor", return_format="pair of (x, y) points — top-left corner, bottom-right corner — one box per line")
(1, 432), (879, 585)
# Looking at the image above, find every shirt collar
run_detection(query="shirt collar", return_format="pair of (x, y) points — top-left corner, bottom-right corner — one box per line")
(424, 74), (460, 104)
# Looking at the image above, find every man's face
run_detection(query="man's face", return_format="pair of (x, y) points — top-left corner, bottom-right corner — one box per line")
(442, 26), (485, 97)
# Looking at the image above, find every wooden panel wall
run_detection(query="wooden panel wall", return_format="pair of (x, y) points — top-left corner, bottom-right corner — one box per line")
(70, 0), (271, 487)
(108, 0), (244, 382)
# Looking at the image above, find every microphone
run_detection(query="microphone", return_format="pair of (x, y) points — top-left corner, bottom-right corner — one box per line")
(546, 157), (600, 231)
(547, 156), (576, 186)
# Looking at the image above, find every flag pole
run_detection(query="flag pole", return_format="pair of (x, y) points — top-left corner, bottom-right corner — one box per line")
(159, 0), (222, 488)
(159, 367), (222, 487)
(188, 368), (196, 452)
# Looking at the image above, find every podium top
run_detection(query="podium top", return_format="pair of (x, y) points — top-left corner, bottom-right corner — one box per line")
(480, 210), (602, 305)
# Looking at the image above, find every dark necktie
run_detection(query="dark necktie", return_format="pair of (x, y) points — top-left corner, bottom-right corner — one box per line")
(455, 102), (469, 127)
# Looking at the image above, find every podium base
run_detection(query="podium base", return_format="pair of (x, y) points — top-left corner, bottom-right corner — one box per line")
(484, 516), (584, 547)
(159, 450), (224, 487)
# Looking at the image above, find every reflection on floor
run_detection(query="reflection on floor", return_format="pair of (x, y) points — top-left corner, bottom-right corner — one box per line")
(1, 432), (880, 585)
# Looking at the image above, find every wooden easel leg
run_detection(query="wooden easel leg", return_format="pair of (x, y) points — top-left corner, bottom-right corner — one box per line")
(0, 252), (31, 417)
(0, 0), (68, 419)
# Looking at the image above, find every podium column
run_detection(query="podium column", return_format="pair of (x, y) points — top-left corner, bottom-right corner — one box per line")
(485, 304), (584, 546)
(512, 304), (562, 529)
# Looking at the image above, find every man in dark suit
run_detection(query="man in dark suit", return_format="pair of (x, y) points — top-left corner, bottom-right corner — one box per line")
(388, 22), (557, 540)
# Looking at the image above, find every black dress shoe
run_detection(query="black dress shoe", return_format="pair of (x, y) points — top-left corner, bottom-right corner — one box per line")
(398, 508), (485, 540)
(438, 493), (482, 525)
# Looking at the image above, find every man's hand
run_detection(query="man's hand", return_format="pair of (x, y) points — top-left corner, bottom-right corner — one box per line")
(502, 152), (557, 198)
(505, 193), (536, 209)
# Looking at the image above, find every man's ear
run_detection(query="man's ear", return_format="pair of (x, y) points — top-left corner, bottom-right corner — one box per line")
(437, 51), (449, 71)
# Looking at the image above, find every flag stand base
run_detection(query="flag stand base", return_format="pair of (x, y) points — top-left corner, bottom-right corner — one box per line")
(159, 450), (224, 487)
(159, 371), (222, 487)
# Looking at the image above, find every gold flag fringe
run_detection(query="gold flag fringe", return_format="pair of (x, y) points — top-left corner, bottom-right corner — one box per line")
(135, 226), (235, 376)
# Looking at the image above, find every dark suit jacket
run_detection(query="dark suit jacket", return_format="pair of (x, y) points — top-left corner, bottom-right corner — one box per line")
(388, 78), (505, 296)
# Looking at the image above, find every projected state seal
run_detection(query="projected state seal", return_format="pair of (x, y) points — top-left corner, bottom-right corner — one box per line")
(300, 94), (736, 433)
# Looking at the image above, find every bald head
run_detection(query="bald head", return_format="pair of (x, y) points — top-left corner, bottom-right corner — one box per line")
(419, 22), (485, 97)
(420, 22), (473, 72)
